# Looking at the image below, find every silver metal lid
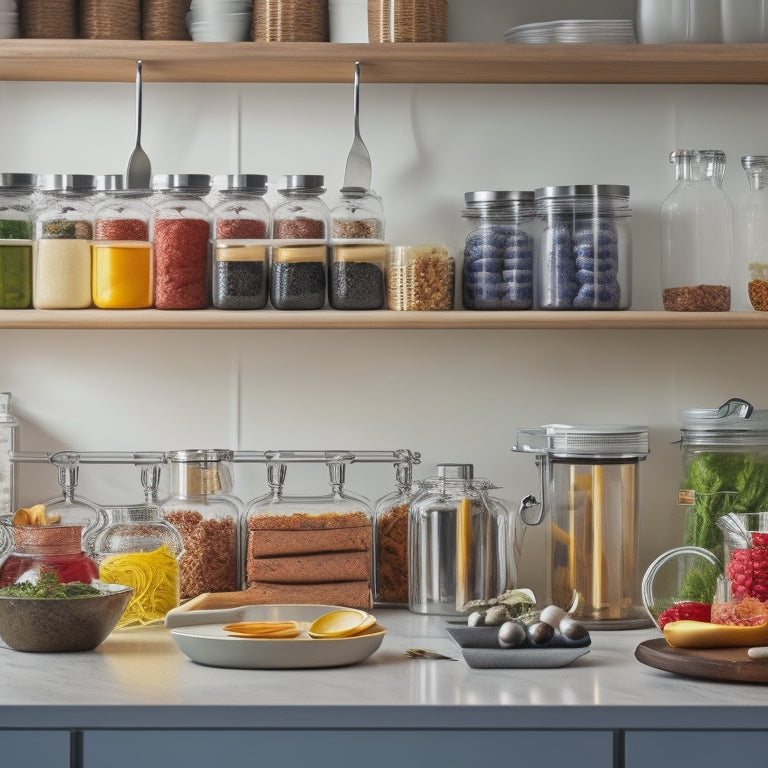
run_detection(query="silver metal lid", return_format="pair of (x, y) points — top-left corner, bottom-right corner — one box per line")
(151, 174), (211, 192)
(437, 463), (474, 479)
(166, 449), (234, 464)
(464, 190), (534, 207)
(514, 424), (649, 456)
(680, 398), (768, 437)
(93, 174), (124, 192)
(742, 156), (768, 171)
(38, 174), (96, 193)
(278, 174), (325, 193)
(669, 149), (725, 163)
(534, 184), (630, 200)
(214, 174), (268, 193)
(0, 173), (37, 190)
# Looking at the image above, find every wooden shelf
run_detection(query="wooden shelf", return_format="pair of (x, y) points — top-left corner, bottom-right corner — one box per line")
(1, 309), (766, 330)
(1, 40), (768, 84)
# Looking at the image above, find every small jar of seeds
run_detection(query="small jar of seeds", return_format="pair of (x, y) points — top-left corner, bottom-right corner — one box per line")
(211, 174), (270, 310)
(329, 188), (386, 310)
(0, 173), (36, 310)
(735, 156), (768, 311)
(33, 174), (96, 309)
(271, 174), (329, 310)
(386, 243), (454, 311)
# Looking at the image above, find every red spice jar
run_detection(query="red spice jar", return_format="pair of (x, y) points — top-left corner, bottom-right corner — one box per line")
(150, 174), (211, 310)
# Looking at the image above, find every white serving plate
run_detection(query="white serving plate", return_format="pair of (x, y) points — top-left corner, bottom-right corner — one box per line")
(166, 603), (385, 670)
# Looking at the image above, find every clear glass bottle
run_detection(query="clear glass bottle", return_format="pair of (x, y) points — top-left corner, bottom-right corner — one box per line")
(461, 190), (535, 311)
(270, 174), (328, 310)
(161, 449), (241, 599)
(245, 457), (373, 609)
(151, 174), (211, 310)
(33, 174), (95, 309)
(0, 393), (18, 516)
(735, 156), (768, 311)
(408, 463), (513, 616)
(535, 184), (631, 310)
(0, 173), (36, 309)
(92, 175), (153, 309)
(386, 243), (454, 310)
(329, 188), (386, 310)
(93, 503), (183, 628)
(211, 174), (270, 310)
(661, 149), (733, 311)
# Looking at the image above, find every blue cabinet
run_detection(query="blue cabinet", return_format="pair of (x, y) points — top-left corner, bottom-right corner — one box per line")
(0, 730), (70, 767)
(625, 731), (768, 768)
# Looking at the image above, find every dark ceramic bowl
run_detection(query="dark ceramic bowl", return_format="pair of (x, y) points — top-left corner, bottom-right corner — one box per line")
(0, 583), (132, 652)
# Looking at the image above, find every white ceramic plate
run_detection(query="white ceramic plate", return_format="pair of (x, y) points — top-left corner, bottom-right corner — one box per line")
(461, 646), (589, 669)
(167, 604), (386, 669)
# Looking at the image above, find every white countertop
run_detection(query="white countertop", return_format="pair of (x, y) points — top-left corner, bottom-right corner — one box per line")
(0, 608), (766, 731)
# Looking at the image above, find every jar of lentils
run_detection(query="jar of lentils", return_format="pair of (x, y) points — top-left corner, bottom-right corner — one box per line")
(0, 173), (36, 309)
(271, 174), (328, 310)
(535, 184), (631, 310)
(92, 175), (152, 309)
(329, 188), (386, 310)
(461, 190), (535, 310)
(151, 174), (211, 310)
(34, 174), (96, 309)
(211, 174), (270, 310)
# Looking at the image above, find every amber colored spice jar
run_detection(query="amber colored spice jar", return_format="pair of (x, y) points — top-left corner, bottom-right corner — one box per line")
(252, 0), (329, 41)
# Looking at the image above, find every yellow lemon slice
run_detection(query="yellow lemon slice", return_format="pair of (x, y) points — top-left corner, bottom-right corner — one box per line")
(308, 610), (375, 639)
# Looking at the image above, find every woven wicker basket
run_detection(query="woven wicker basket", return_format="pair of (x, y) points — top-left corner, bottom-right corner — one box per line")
(252, 0), (329, 42)
(368, 0), (447, 42)
(142, 0), (191, 40)
(19, 0), (77, 38)
(80, 0), (141, 39)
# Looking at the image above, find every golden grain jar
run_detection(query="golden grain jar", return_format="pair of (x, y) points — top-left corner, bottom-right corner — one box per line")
(386, 243), (454, 310)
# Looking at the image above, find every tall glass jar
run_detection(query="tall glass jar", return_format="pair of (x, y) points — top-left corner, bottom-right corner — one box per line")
(161, 449), (242, 599)
(0, 173), (35, 309)
(329, 188), (386, 310)
(661, 149), (733, 311)
(93, 504), (183, 628)
(33, 174), (95, 309)
(270, 174), (328, 310)
(535, 184), (631, 310)
(92, 175), (153, 309)
(461, 190), (535, 310)
(245, 458), (373, 609)
(151, 174), (211, 310)
(211, 174), (270, 310)
(735, 155), (768, 311)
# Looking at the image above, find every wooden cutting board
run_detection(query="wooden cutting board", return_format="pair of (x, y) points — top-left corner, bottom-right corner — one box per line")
(635, 638), (768, 683)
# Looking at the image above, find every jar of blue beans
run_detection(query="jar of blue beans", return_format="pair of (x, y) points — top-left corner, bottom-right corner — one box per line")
(534, 185), (631, 311)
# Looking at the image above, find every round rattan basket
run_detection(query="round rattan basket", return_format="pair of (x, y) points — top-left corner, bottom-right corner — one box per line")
(142, 0), (191, 40)
(19, 0), (77, 38)
(80, 0), (141, 39)
(368, 0), (447, 42)
(252, 0), (329, 42)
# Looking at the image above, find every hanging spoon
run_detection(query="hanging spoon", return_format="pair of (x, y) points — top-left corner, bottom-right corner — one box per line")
(125, 60), (152, 190)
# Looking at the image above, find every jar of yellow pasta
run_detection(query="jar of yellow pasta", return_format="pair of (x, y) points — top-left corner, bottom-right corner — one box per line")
(93, 504), (183, 628)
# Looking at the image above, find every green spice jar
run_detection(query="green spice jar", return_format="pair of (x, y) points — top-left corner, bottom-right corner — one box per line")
(0, 173), (36, 309)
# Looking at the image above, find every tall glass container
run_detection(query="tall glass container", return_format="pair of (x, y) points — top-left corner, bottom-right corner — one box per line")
(0, 393), (18, 517)
(661, 149), (733, 311)
(161, 449), (241, 598)
(0, 173), (35, 309)
(735, 156), (768, 311)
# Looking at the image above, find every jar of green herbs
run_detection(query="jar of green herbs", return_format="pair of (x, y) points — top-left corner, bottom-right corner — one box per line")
(0, 173), (37, 309)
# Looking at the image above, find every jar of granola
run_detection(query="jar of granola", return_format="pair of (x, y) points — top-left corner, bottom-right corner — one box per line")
(386, 243), (454, 310)
(161, 449), (242, 599)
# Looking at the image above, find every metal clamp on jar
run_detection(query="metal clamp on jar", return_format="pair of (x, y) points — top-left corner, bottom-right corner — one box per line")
(513, 424), (651, 629)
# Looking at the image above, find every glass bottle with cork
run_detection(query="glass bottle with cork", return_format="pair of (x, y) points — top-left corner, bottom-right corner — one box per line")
(0, 173), (36, 309)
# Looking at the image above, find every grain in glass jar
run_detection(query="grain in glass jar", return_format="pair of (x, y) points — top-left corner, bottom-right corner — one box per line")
(92, 175), (152, 309)
(33, 174), (95, 309)
(535, 184), (631, 310)
(461, 190), (535, 310)
(151, 174), (211, 310)
(271, 174), (328, 310)
(329, 188), (386, 310)
(735, 156), (768, 311)
(161, 449), (242, 599)
(0, 173), (36, 309)
(386, 243), (454, 310)
(211, 174), (270, 310)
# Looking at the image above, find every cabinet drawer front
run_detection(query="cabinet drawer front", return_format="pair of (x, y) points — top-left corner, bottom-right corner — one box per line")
(0, 730), (69, 767)
(84, 729), (613, 768)
(626, 730), (768, 768)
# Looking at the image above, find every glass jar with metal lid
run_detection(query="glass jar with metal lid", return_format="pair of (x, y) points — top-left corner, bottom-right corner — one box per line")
(33, 173), (95, 309)
(408, 463), (514, 615)
(92, 174), (152, 309)
(461, 190), (535, 310)
(329, 188), (386, 310)
(734, 155), (768, 311)
(534, 184), (631, 310)
(271, 174), (328, 310)
(211, 174), (270, 310)
(161, 449), (242, 599)
(0, 173), (36, 309)
(151, 173), (211, 310)
(661, 149), (733, 311)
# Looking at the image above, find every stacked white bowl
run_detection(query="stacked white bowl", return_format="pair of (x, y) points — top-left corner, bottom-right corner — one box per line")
(187, 0), (252, 42)
(0, 0), (19, 39)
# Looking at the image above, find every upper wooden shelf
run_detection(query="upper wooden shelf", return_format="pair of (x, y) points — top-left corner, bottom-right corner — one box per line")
(1, 41), (768, 84)
(1, 309), (767, 330)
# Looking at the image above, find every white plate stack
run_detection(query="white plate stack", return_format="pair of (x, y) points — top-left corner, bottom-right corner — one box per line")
(504, 19), (636, 44)
(186, 0), (253, 42)
(0, 0), (19, 39)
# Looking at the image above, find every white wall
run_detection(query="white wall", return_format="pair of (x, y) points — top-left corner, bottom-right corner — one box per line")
(1, 0), (764, 599)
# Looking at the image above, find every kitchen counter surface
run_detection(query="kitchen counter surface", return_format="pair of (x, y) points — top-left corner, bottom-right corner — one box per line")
(0, 608), (766, 731)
